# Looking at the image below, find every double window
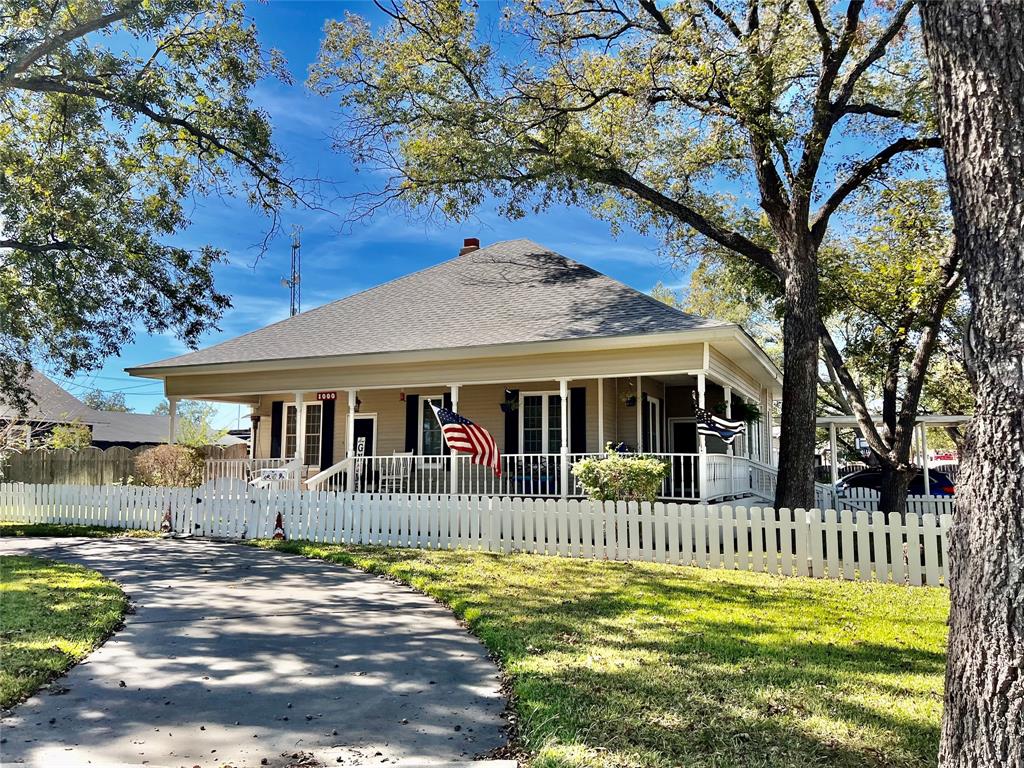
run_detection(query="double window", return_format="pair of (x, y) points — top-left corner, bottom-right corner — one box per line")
(285, 402), (322, 467)
(520, 392), (564, 454)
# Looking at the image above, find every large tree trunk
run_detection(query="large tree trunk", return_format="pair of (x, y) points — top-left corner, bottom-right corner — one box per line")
(877, 462), (911, 517)
(774, 249), (820, 510)
(920, 3), (1024, 766)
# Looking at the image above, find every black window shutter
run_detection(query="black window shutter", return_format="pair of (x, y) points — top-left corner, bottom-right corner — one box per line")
(270, 401), (283, 458)
(441, 393), (453, 454)
(404, 395), (420, 453)
(320, 398), (335, 468)
(504, 389), (519, 454)
(570, 387), (587, 453)
(641, 393), (650, 451)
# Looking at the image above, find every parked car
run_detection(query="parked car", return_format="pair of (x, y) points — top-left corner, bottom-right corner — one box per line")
(836, 467), (956, 497)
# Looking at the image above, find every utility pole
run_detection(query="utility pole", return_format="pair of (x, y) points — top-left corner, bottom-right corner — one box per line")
(283, 226), (301, 316)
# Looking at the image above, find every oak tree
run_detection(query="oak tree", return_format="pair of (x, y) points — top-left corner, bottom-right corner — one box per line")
(1, 0), (295, 415)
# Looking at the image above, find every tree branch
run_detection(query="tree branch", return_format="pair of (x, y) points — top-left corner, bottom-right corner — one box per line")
(810, 135), (942, 245)
(818, 320), (891, 459)
(0, 1), (141, 86)
(591, 166), (780, 277)
(832, 0), (917, 113)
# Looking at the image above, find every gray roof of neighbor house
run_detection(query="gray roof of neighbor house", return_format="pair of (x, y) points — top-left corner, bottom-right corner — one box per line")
(0, 371), (98, 424)
(90, 411), (245, 446)
(133, 239), (728, 371)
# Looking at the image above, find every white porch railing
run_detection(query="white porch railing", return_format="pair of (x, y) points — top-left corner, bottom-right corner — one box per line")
(305, 452), (778, 503)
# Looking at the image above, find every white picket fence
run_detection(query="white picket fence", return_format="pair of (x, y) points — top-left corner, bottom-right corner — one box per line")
(836, 487), (956, 515)
(0, 481), (953, 586)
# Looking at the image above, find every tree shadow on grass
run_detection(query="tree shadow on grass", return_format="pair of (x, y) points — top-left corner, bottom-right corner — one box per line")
(309, 545), (947, 768)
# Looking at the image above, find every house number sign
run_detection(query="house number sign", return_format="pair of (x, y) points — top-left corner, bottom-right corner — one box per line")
(316, 391), (337, 401)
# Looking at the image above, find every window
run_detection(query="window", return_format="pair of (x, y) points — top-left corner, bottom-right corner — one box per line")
(520, 392), (565, 454)
(285, 403), (322, 467)
(642, 396), (662, 452)
(418, 396), (445, 457)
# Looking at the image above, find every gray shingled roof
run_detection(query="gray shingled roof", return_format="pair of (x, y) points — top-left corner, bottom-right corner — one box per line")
(0, 371), (98, 424)
(135, 239), (727, 370)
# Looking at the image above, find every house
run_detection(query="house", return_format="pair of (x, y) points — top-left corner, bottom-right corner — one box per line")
(0, 371), (99, 447)
(0, 371), (242, 450)
(127, 238), (782, 502)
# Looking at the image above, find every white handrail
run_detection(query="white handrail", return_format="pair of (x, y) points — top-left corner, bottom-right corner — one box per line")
(305, 456), (352, 490)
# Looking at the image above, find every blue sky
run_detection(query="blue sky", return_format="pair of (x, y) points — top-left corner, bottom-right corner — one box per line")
(51, 1), (691, 428)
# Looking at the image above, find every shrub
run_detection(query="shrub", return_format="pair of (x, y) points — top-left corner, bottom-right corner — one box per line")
(571, 447), (668, 503)
(134, 444), (204, 487)
(45, 421), (92, 449)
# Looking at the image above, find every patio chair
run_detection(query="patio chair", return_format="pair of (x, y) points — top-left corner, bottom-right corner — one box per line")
(378, 451), (414, 493)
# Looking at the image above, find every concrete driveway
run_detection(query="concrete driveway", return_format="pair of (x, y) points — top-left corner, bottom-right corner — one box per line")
(0, 537), (508, 767)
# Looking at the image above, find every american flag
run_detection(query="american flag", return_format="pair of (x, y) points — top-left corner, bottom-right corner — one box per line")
(695, 404), (746, 446)
(430, 403), (501, 476)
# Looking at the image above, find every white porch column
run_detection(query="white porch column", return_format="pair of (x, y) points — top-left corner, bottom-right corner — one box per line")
(345, 390), (357, 459)
(635, 375), (643, 451)
(829, 421), (839, 487)
(723, 385), (733, 496)
(597, 377), (605, 453)
(450, 384), (460, 495)
(167, 397), (178, 444)
(293, 391), (306, 489)
(724, 386), (733, 456)
(920, 422), (931, 493)
(249, 405), (258, 461)
(559, 378), (569, 499)
(697, 373), (708, 501)
(345, 389), (357, 493)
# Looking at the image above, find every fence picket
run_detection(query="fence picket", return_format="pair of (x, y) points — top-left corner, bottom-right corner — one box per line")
(0, 482), (957, 586)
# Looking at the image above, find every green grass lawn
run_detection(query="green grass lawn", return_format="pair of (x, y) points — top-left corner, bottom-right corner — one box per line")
(0, 555), (128, 709)
(252, 540), (949, 768)
(0, 521), (160, 538)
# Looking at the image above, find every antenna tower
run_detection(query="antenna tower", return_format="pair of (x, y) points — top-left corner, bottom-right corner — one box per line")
(285, 226), (301, 316)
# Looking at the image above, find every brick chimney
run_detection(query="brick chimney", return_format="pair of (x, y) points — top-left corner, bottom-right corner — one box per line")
(459, 237), (480, 255)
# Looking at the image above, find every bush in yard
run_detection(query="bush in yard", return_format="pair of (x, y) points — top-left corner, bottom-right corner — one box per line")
(134, 444), (204, 488)
(44, 421), (92, 449)
(572, 447), (668, 503)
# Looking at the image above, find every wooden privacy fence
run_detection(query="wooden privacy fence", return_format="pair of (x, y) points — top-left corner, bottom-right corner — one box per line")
(0, 481), (953, 587)
(2, 445), (248, 486)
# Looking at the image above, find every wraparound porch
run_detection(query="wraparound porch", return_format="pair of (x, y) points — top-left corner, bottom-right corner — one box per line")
(194, 368), (780, 504)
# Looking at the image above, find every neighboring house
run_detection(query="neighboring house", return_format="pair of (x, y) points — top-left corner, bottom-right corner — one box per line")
(127, 238), (782, 502)
(0, 371), (241, 449)
(0, 371), (99, 447)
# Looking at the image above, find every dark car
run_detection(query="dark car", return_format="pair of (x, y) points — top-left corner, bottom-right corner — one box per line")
(837, 467), (956, 497)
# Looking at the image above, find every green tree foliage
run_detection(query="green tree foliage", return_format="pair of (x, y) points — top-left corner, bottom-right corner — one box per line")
(311, 0), (941, 507)
(0, 0), (295, 415)
(44, 420), (91, 449)
(151, 399), (227, 447)
(81, 390), (132, 412)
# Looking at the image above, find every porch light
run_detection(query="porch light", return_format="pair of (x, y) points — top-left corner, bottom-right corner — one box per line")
(399, 389), (406, 401)
(355, 397), (362, 413)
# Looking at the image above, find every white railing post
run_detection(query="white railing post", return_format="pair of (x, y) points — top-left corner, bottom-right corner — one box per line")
(559, 378), (569, 499)
(450, 384), (460, 495)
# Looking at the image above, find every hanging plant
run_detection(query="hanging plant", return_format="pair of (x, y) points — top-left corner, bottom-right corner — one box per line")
(500, 388), (518, 414)
(732, 400), (762, 425)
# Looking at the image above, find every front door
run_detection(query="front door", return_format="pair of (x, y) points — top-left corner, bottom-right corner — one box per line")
(352, 416), (376, 492)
